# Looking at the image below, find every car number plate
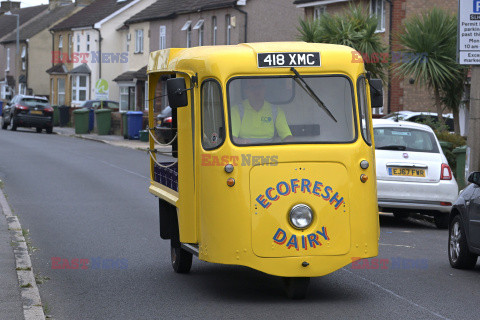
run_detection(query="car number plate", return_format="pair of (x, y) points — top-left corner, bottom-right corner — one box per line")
(30, 110), (43, 115)
(257, 52), (320, 68)
(388, 167), (425, 177)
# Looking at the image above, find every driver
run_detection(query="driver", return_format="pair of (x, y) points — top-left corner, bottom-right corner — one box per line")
(231, 79), (292, 144)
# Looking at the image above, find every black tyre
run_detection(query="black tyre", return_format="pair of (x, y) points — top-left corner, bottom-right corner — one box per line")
(393, 211), (410, 220)
(36, 127), (42, 133)
(171, 242), (192, 274)
(46, 126), (53, 134)
(283, 277), (310, 299)
(1, 117), (8, 130)
(434, 214), (449, 229)
(11, 117), (17, 131)
(449, 215), (478, 269)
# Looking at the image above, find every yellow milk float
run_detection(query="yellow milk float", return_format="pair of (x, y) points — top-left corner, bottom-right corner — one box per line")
(146, 42), (382, 298)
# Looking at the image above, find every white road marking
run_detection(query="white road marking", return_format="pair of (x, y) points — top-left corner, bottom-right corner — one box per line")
(342, 268), (450, 320)
(379, 243), (415, 248)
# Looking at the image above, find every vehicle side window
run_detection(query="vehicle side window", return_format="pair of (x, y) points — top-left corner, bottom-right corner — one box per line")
(201, 80), (225, 150)
(357, 76), (371, 145)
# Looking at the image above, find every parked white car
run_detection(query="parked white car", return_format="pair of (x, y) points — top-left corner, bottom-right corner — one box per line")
(382, 111), (454, 132)
(373, 119), (458, 228)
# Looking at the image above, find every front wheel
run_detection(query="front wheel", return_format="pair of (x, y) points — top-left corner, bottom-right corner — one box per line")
(449, 215), (478, 269)
(46, 126), (53, 134)
(1, 117), (8, 129)
(171, 243), (192, 274)
(36, 127), (42, 133)
(11, 116), (17, 131)
(283, 277), (310, 299)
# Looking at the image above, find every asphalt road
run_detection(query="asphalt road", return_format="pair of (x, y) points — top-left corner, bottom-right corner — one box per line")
(0, 127), (479, 320)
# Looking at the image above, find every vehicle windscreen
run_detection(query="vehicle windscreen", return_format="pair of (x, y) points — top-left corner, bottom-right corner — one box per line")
(227, 76), (355, 145)
(374, 127), (439, 153)
(21, 98), (49, 107)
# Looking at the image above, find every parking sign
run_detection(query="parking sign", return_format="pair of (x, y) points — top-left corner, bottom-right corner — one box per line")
(458, 0), (480, 64)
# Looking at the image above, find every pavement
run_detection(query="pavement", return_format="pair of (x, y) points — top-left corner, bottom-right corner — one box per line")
(0, 125), (171, 319)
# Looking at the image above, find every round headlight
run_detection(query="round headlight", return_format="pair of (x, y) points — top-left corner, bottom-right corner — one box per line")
(289, 204), (313, 229)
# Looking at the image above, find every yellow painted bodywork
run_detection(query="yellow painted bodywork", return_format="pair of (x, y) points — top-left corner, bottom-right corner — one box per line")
(147, 42), (379, 277)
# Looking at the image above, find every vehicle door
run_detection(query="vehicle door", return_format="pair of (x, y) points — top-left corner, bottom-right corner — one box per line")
(468, 184), (480, 248)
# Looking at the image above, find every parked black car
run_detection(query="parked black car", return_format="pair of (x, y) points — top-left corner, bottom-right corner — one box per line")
(155, 106), (174, 143)
(1, 95), (53, 133)
(448, 172), (480, 269)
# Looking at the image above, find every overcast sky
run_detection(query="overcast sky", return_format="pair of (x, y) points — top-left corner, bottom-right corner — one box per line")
(18, 0), (50, 7)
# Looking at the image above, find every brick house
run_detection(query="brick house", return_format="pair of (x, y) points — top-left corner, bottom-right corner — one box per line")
(119, 0), (303, 113)
(294, 0), (460, 120)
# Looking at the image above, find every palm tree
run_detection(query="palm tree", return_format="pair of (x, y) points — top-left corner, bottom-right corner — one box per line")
(393, 8), (461, 128)
(440, 69), (468, 135)
(298, 4), (388, 80)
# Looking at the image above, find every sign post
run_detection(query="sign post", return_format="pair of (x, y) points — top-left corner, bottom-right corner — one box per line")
(459, 0), (480, 174)
(94, 79), (109, 102)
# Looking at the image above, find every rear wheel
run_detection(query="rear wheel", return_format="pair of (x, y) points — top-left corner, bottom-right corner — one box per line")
(449, 215), (478, 269)
(1, 116), (8, 129)
(170, 242), (192, 274)
(283, 277), (310, 299)
(36, 127), (42, 133)
(11, 116), (17, 131)
(434, 214), (449, 229)
(393, 211), (410, 220)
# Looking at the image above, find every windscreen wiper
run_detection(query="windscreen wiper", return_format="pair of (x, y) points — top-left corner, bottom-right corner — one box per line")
(376, 145), (407, 150)
(290, 67), (337, 123)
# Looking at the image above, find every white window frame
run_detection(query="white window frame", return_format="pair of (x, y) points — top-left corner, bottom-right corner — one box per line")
(313, 6), (326, 20)
(57, 78), (66, 106)
(371, 0), (386, 32)
(159, 26), (166, 50)
(76, 34), (80, 52)
(68, 34), (72, 59)
(226, 15), (232, 45)
(212, 16), (217, 45)
(59, 35), (63, 49)
(6, 48), (10, 72)
(193, 20), (204, 46)
(51, 78), (54, 104)
(86, 34), (91, 51)
(135, 29), (144, 53)
(119, 84), (132, 111)
(186, 25), (192, 48)
(144, 81), (149, 111)
(71, 74), (89, 104)
(21, 46), (26, 70)
(126, 32), (130, 52)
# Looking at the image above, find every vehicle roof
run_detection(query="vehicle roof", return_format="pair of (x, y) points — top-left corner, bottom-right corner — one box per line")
(148, 42), (365, 81)
(384, 111), (453, 119)
(16, 95), (48, 100)
(373, 118), (435, 132)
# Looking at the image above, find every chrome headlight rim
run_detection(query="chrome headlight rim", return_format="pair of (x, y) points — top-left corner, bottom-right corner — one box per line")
(289, 203), (314, 230)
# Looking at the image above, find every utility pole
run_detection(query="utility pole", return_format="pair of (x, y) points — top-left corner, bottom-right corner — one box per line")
(467, 67), (480, 173)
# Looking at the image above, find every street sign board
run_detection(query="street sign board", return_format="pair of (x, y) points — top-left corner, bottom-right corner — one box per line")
(95, 79), (109, 100)
(458, 0), (480, 64)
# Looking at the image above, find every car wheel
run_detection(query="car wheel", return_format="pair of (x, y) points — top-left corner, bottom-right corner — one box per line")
(170, 242), (192, 274)
(283, 277), (310, 299)
(448, 215), (478, 269)
(36, 127), (42, 133)
(434, 214), (449, 229)
(1, 116), (8, 130)
(45, 126), (53, 134)
(393, 211), (410, 220)
(11, 116), (17, 131)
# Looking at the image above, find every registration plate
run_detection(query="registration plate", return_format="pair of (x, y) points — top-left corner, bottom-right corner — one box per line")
(30, 110), (43, 115)
(257, 52), (321, 68)
(388, 167), (425, 177)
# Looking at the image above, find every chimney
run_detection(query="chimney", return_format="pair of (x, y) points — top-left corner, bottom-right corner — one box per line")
(75, 0), (95, 6)
(1, 1), (21, 13)
(49, 0), (72, 10)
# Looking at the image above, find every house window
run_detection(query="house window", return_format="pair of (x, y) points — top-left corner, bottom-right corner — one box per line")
(159, 26), (166, 49)
(144, 81), (149, 110)
(135, 29), (144, 53)
(181, 21), (192, 48)
(193, 19), (204, 46)
(126, 33), (130, 52)
(57, 78), (66, 105)
(71, 75), (89, 103)
(226, 15), (232, 45)
(6, 48), (10, 71)
(86, 34), (91, 51)
(59, 35), (63, 55)
(120, 86), (129, 111)
(212, 16), (217, 45)
(51, 78), (54, 104)
(313, 6), (326, 20)
(76, 35), (80, 52)
(21, 46), (26, 70)
(371, 0), (386, 32)
(68, 34), (72, 60)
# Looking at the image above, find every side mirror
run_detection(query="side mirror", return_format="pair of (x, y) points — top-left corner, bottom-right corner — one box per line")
(467, 172), (480, 186)
(167, 78), (188, 108)
(369, 79), (383, 108)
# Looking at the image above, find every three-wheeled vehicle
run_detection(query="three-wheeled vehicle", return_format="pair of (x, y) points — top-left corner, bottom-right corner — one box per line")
(147, 42), (383, 298)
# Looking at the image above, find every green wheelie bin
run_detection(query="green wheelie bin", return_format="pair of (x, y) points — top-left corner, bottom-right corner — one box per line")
(73, 108), (90, 134)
